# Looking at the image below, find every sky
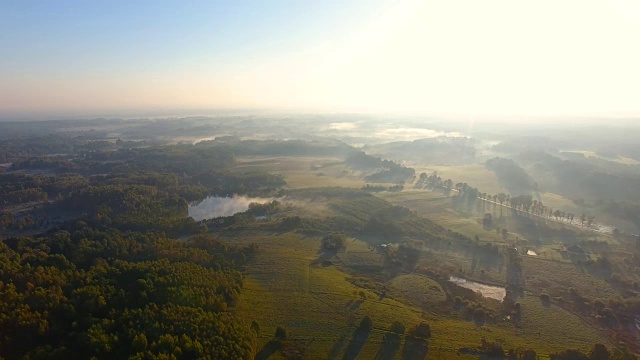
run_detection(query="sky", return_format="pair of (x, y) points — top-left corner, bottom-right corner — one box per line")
(1, 0), (640, 119)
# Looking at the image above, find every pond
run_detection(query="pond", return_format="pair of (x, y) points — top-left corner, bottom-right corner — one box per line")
(448, 276), (506, 301)
(188, 195), (272, 221)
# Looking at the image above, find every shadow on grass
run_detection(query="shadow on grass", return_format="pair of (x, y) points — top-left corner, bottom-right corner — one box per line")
(311, 249), (339, 267)
(345, 299), (364, 311)
(401, 322), (430, 360)
(401, 338), (429, 360)
(541, 298), (551, 308)
(328, 334), (347, 360)
(374, 322), (405, 360)
(341, 325), (372, 360)
(255, 340), (281, 360)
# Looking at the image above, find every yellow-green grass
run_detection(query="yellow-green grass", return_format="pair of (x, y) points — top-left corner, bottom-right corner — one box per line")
(417, 251), (508, 286)
(377, 190), (449, 212)
(234, 155), (370, 189)
(389, 274), (447, 308)
(376, 190), (454, 219)
(515, 294), (609, 354)
(379, 190), (628, 298)
(283, 171), (366, 189)
(431, 213), (506, 242)
(561, 150), (640, 165)
(408, 162), (630, 239)
(590, 212), (638, 235)
(514, 191), (637, 237)
(235, 156), (341, 172)
(339, 237), (384, 270)
(541, 192), (637, 234)
(522, 256), (620, 300)
(378, 191), (507, 244)
(380, 190), (622, 251)
(526, 244), (567, 262)
(539, 192), (579, 213)
(228, 232), (608, 359)
(233, 233), (431, 359)
(279, 198), (335, 219)
(411, 164), (507, 195)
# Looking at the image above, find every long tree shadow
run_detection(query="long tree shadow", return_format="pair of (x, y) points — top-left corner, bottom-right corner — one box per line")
(345, 299), (364, 311)
(255, 340), (281, 360)
(342, 317), (373, 360)
(374, 322), (404, 360)
(311, 248), (339, 267)
(328, 334), (347, 360)
(401, 338), (429, 360)
(401, 323), (430, 360)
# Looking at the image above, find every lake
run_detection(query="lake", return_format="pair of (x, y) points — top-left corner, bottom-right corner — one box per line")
(449, 276), (506, 301)
(188, 195), (272, 221)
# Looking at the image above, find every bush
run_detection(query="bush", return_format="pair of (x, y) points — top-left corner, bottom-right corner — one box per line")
(410, 322), (431, 340)
(473, 308), (486, 325)
(550, 349), (589, 360)
(251, 321), (260, 335)
(321, 232), (347, 251)
(275, 326), (288, 341)
(540, 293), (551, 304)
(454, 296), (463, 310)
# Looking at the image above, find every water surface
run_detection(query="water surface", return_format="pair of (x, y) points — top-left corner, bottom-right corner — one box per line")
(449, 276), (506, 301)
(188, 195), (272, 221)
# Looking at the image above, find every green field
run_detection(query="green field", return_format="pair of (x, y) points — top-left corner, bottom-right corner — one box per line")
(377, 189), (630, 295)
(226, 229), (609, 359)
(3, 116), (638, 359)
(378, 190), (507, 244)
(225, 156), (625, 358)
(236, 156), (369, 189)
(389, 274), (447, 308)
(411, 164), (506, 195)
(561, 150), (640, 165)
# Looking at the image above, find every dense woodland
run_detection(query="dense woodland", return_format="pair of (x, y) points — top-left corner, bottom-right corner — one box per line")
(0, 227), (258, 359)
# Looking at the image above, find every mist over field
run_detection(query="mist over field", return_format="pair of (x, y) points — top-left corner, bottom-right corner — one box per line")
(3, 0), (640, 358)
(188, 195), (273, 221)
(3, 112), (640, 359)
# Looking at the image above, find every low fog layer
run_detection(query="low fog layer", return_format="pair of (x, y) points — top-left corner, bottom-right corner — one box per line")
(188, 195), (272, 221)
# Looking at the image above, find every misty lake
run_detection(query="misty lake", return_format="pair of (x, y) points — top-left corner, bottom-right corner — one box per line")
(188, 195), (273, 221)
(449, 276), (506, 301)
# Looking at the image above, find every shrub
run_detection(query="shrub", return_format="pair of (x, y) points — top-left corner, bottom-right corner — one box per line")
(275, 326), (288, 341)
(473, 308), (486, 325)
(321, 232), (347, 251)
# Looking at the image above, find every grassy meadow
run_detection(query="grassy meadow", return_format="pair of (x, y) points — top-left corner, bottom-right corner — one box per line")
(228, 231), (608, 359)
(236, 156), (368, 189)
(411, 164), (505, 195)
(221, 155), (625, 358)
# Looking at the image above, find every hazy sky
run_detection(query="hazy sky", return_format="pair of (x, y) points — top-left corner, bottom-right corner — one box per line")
(1, 0), (639, 118)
